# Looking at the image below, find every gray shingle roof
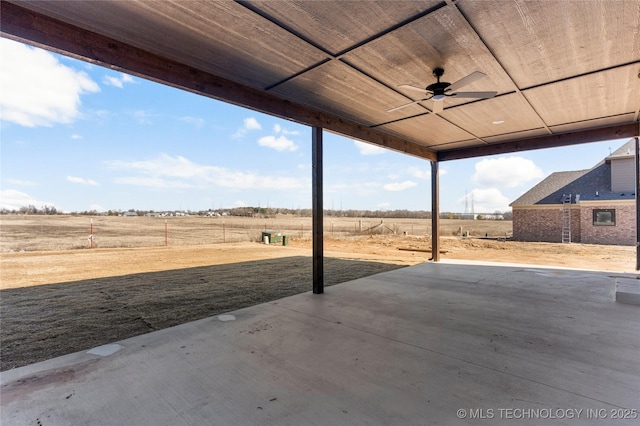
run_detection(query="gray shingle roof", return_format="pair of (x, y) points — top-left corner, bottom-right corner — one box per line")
(510, 139), (637, 207)
(606, 139), (637, 160)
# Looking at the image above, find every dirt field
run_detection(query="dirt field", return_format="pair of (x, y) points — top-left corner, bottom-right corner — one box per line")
(0, 214), (512, 252)
(1, 215), (637, 371)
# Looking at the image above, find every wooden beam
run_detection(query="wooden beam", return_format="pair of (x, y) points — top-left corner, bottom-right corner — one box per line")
(430, 161), (440, 262)
(0, 1), (435, 162)
(437, 122), (639, 162)
(312, 127), (324, 294)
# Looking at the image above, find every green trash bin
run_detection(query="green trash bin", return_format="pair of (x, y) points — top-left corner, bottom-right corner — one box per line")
(262, 231), (282, 244)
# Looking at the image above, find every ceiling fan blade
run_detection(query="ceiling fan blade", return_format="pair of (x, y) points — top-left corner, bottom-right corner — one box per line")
(387, 98), (431, 113)
(450, 91), (497, 99)
(432, 100), (444, 114)
(398, 84), (430, 95)
(446, 71), (486, 92)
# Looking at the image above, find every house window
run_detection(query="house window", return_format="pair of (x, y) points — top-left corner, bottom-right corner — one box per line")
(593, 209), (615, 226)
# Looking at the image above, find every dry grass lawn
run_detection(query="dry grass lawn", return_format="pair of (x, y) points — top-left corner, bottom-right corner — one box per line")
(1, 215), (636, 371)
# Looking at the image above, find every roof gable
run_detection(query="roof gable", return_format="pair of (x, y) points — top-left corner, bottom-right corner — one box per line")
(606, 139), (637, 161)
(511, 139), (637, 206)
(510, 169), (590, 206)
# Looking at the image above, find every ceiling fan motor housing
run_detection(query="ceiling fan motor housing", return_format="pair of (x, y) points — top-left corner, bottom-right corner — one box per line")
(428, 68), (450, 99)
(426, 82), (450, 99)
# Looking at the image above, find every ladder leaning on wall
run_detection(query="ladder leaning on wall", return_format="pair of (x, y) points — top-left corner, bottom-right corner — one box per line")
(561, 194), (572, 243)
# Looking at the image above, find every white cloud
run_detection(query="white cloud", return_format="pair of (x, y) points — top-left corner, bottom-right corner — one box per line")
(179, 116), (205, 128)
(408, 167), (429, 180)
(113, 176), (195, 189)
(102, 73), (134, 88)
(5, 178), (36, 186)
(71, 134), (83, 140)
(67, 176), (99, 186)
(258, 135), (298, 152)
(377, 202), (391, 210)
(234, 200), (248, 207)
(244, 117), (262, 130)
(94, 110), (110, 119)
(256, 123), (301, 151)
(408, 166), (447, 179)
(325, 181), (380, 196)
(233, 117), (262, 138)
(0, 189), (54, 210)
(462, 188), (511, 213)
(473, 156), (543, 188)
(383, 180), (417, 191)
(0, 39), (100, 127)
(106, 153), (303, 190)
(88, 204), (106, 212)
(274, 123), (300, 136)
(132, 110), (155, 125)
(354, 140), (386, 156)
(219, 170), (302, 190)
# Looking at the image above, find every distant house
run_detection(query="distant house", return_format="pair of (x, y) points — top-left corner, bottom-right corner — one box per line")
(510, 139), (636, 245)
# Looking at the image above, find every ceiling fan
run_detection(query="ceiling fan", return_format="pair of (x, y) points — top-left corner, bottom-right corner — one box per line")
(387, 67), (497, 114)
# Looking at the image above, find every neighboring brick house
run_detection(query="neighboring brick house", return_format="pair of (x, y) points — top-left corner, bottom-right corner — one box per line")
(510, 140), (637, 245)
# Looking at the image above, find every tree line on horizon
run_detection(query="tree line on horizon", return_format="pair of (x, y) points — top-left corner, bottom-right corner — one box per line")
(1, 205), (513, 220)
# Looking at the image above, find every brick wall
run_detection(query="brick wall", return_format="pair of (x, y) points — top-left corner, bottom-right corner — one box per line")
(580, 203), (636, 245)
(514, 203), (636, 245)
(513, 207), (581, 243)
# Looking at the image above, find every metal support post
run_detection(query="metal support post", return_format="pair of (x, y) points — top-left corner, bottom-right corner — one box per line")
(312, 127), (324, 293)
(635, 136), (639, 271)
(431, 161), (440, 262)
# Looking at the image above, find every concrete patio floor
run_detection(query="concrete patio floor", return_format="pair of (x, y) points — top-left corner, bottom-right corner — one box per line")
(2, 261), (639, 425)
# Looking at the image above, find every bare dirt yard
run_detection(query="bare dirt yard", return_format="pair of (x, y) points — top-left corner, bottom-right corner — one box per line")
(1, 215), (636, 371)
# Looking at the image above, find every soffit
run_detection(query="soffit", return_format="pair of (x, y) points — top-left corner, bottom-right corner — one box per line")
(2, 0), (638, 161)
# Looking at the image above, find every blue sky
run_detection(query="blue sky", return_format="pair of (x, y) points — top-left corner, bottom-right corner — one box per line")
(0, 38), (629, 214)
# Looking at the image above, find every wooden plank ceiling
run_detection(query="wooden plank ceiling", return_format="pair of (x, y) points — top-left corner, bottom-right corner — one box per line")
(2, 0), (639, 161)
